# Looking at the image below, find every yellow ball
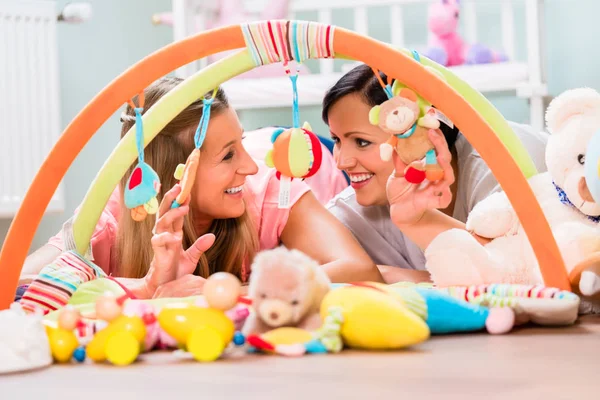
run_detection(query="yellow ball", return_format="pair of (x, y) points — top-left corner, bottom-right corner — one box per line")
(105, 331), (140, 366)
(158, 304), (234, 346)
(48, 328), (78, 363)
(187, 326), (225, 362)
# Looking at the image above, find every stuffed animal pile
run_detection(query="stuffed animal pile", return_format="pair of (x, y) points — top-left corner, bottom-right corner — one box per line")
(424, 88), (600, 311)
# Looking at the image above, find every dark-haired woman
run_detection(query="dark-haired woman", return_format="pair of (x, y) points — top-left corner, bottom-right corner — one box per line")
(322, 63), (549, 283)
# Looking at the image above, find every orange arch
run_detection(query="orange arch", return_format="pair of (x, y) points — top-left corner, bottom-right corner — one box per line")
(0, 23), (569, 310)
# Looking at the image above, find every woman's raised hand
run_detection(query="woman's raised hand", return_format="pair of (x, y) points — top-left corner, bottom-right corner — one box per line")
(143, 184), (215, 297)
(386, 129), (455, 227)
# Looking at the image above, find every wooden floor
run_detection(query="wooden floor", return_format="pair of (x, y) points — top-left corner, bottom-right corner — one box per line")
(1, 316), (599, 399)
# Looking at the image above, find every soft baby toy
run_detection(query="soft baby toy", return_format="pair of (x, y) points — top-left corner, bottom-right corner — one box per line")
(265, 122), (323, 208)
(422, 0), (507, 67)
(425, 88), (600, 303)
(242, 247), (331, 336)
(370, 81), (446, 184)
(0, 303), (53, 374)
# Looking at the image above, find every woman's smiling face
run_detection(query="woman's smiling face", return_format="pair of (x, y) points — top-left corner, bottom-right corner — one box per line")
(328, 93), (395, 206)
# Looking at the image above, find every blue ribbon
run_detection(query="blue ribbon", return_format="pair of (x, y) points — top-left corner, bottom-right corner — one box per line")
(134, 107), (144, 163)
(290, 74), (300, 128)
(553, 181), (600, 223)
(194, 97), (214, 149)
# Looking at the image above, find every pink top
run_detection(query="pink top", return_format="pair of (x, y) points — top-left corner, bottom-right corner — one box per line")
(48, 131), (348, 279)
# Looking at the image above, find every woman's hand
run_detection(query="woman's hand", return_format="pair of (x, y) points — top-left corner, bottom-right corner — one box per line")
(387, 129), (455, 227)
(153, 274), (207, 298)
(143, 184), (215, 297)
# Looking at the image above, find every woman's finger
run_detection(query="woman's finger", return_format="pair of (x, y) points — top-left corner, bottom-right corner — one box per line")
(428, 129), (452, 164)
(154, 205), (189, 234)
(157, 184), (182, 219)
(437, 152), (455, 186)
(185, 234), (216, 265)
(391, 150), (408, 178)
(151, 232), (182, 249)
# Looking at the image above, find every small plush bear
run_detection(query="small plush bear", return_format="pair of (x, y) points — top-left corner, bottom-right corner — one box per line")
(241, 247), (331, 336)
(369, 86), (444, 183)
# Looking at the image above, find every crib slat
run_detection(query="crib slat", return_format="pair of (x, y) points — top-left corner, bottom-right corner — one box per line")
(501, 0), (516, 60)
(291, 0), (420, 12)
(172, 0), (198, 78)
(318, 8), (334, 74)
(390, 4), (405, 48)
(462, 0), (477, 44)
(525, 0), (543, 84)
(354, 6), (368, 37)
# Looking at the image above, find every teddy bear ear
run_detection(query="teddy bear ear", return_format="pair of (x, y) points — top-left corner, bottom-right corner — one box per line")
(398, 88), (418, 103)
(369, 105), (381, 125)
(545, 88), (600, 135)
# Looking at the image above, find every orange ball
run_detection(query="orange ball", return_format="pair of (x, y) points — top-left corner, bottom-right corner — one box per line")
(58, 306), (81, 331)
(204, 272), (242, 311)
(96, 295), (122, 322)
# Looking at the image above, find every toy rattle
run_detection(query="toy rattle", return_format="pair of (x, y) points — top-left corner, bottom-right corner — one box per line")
(264, 63), (323, 208)
(171, 88), (218, 209)
(123, 93), (161, 221)
(369, 51), (453, 184)
(157, 272), (245, 362)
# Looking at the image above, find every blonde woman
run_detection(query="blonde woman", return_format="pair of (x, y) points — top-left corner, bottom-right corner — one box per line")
(22, 77), (382, 298)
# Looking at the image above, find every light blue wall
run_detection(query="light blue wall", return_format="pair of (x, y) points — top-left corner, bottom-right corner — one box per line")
(0, 0), (172, 251)
(0, 0), (596, 254)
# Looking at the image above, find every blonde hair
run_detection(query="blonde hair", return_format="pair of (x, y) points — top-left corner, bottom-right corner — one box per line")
(116, 76), (259, 281)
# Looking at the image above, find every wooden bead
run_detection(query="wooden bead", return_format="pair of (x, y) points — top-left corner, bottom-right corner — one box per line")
(204, 272), (241, 311)
(96, 295), (122, 322)
(58, 306), (81, 331)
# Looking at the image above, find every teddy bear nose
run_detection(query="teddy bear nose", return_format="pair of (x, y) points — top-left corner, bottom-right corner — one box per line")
(393, 110), (398, 115)
(270, 312), (279, 320)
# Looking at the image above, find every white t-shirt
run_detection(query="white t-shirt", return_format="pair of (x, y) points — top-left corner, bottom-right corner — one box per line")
(326, 121), (549, 270)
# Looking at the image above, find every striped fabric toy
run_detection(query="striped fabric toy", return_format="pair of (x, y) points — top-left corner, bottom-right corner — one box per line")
(19, 251), (107, 315)
(440, 283), (580, 306)
(241, 20), (335, 67)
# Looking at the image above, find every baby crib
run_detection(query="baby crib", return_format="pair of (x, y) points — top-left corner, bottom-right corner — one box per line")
(156, 0), (548, 132)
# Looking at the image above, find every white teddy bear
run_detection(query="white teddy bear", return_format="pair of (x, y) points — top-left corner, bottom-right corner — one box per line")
(424, 88), (600, 301)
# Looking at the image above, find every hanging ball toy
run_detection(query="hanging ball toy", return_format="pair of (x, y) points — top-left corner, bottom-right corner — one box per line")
(204, 272), (242, 311)
(265, 122), (323, 181)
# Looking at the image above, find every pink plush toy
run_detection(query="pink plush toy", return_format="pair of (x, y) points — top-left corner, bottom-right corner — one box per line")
(423, 0), (507, 67)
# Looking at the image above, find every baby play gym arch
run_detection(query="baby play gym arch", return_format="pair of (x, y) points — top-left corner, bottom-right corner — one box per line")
(0, 20), (571, 309)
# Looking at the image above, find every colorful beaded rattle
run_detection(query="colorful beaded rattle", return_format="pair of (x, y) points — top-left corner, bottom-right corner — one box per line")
(265, 63), (323, 208)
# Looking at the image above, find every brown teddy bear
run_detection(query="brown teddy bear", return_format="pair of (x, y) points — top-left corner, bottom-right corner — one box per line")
(369, 87), (445, 184)
(241, 247), (331, 336)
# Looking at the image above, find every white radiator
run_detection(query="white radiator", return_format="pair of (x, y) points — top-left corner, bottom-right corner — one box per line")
(0, 0), (64, 218)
